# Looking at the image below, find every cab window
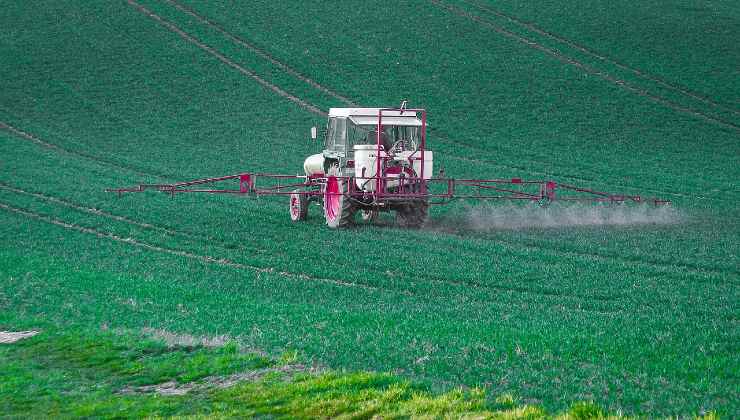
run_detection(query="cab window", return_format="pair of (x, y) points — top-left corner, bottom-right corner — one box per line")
(325, 117), (347, 152)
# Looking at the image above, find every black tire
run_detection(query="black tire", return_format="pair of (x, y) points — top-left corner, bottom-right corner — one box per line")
(324, 167), (355, 228)
(395, 178), (428, 228)
(396, 200), (428, 228)
(359, 209), (378, 223)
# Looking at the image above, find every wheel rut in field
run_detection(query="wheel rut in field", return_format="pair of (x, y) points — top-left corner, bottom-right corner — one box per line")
(2, 120), (734, 278)
(430, 0), (740, 133)
(0, 181), (263, 252)
(0, 201), (379, 293)
(127, 0), (325, 116)
(163, 0), (356, 107)
(132, 1), (732, 203)
(0, 121), (165, 179)
(2, 180), (732, 303)
(463, 0), (740, 117)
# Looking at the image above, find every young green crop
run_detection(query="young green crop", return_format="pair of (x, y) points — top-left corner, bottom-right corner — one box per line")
(0, 0), (737, 417)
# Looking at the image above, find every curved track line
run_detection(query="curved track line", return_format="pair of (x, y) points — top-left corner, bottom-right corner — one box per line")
(126, 3), (731, 202)
(0, 197), (627, 310)
(127, 0), (325, 116)
(3, 183), (729, 312)
(3, 179), (731, 286)
(430, 0), (740, 133)
(0, 181), (281, 259)
(0, 121), (168, 179)
(0, 201), (378, 292)
(164, 0), (356, 107)
(495, 237), (735, 279)
(0, 196), (595, 305)
(465, 0), (740, 116)
(1, 108), (728, 207)
(0, 181), (201, 240)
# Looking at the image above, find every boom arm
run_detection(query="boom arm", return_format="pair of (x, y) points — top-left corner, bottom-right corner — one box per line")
(107, 173), (670, 205)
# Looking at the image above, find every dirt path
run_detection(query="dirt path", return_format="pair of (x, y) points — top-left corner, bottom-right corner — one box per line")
(0, 331), (40, 344)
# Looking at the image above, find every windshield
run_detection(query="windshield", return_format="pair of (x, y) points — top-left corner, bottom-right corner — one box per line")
(325, 117), (347, 152)
(347, 123), (420, 152)
(326, 117), (422, 156)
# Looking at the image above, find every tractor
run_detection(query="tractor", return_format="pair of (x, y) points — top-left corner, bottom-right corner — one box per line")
(292, 104), (433, 228)
(108, 102), (669, 228)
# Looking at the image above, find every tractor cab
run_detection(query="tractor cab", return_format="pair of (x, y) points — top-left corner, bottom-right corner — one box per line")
(321, 108), (424, 174)
(299, 104), (434, 228)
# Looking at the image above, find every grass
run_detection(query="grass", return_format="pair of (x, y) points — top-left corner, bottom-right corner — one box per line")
(0, 323), (549, 418)
(0, 0), (738, 417)
(2, 323), (719, 418)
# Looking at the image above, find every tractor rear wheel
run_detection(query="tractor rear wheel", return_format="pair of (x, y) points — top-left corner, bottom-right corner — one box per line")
(396, 200), (428, 228)
(359, 209), (378, 223)
(289, 190), (308, 221)
(396, 179), (428, 228)
(324, 167), (355, 228)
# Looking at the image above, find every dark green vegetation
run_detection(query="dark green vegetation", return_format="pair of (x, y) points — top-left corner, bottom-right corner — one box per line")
(1, 0), (738, 417)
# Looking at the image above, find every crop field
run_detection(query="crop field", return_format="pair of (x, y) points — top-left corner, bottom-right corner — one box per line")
(1, 0), (738, 417)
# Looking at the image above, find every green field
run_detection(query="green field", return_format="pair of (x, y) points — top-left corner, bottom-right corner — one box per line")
(1, 0), (738, 417)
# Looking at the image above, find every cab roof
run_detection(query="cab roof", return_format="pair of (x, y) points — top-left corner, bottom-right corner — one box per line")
(328, 108), (422, 126)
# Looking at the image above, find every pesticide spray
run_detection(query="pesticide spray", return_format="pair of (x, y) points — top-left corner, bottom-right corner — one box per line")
(428, 202), (682, 232)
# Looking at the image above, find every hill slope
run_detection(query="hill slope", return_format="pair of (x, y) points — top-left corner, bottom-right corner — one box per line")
(1, 0), (738, 415)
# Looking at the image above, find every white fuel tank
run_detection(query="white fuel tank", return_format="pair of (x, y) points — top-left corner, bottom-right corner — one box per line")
(303, 153), (325, 176)
(395, 150), (434, 180)
(353, 144), (386, 191)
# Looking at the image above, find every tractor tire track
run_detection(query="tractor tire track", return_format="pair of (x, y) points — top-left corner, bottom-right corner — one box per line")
(4, 178), (731, 298)
(163, 0), (356, 107)
(148, 1), (733, 203)
(496, 237), (737, 280)
(1, 104), (729, 207)
(0, 181), (295, 261)
(0, 181), (231, 248)
(422, 223), (736, 280)
(0, 198), (632, 316)
(431, 0), (740, 133)
(0, 121), (169, 179)
(0, 201), (379, 293)
(0, 197), (592, 308)
(0, 182), (646, 307)
(127, 0), (326, 116)
(3, 185), (725, 317)
(464, 0), (740, 116)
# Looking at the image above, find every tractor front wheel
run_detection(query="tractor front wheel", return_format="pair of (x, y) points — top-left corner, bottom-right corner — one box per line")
(289, 190), (308, 221)
(324, 167), (355, 228)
